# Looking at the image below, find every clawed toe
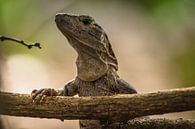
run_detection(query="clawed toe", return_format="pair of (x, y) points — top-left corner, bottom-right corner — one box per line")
(31, 88), (57, 104)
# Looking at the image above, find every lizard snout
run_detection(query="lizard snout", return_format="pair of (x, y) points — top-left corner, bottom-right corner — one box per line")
(55, 13), (64, 23)
(55, 13), (74, 24)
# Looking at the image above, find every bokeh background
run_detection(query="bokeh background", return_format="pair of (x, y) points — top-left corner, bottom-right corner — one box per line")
(0, 0), (195, 129)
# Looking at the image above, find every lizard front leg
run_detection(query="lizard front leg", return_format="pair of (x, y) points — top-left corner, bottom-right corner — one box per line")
(31, 79), (78, 103)
(117, 78), (137, 94)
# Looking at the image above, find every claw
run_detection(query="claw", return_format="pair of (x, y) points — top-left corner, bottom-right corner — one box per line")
(34, 93), (44, 104)
(40, 95), (47, 103)
(31, 88), (58, 104)
(31, 89), (43, 100)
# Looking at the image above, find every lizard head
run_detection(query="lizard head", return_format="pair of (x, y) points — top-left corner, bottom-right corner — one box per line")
(55, 13), (118, 81)
(55, 13), (109, 49)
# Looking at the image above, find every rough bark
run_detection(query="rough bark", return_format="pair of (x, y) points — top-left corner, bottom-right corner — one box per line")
(107, 118), (195, 129)
(0, 87), (195, 121)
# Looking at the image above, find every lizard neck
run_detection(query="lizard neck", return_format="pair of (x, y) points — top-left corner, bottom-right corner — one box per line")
(76, 52), (109, 81)
(66, 30), (117, 81)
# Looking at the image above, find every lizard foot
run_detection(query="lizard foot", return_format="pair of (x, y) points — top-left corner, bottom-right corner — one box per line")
(31, 88), (57, 104)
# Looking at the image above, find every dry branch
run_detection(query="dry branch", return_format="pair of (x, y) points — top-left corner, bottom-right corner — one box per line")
(0, 87), (195, 121)
(108, 118), (195, 129)
(0, 35), (41, 49)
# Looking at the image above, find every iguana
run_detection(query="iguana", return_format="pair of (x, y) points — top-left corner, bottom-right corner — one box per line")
(31, 13), (137, 129)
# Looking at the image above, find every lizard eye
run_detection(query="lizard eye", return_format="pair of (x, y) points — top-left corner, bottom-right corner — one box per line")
(82, 18), (92, 25)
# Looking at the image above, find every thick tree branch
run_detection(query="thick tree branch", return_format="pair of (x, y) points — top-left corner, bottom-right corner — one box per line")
(0, 87), (195, 121)
(107, 118), (195, 129)
(0, 35), (41, 49)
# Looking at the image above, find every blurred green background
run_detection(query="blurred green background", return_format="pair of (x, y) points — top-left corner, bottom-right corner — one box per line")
(0, 0), (195, 129)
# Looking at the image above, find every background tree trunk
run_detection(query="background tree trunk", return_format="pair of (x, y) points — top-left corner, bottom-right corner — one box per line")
(0, 48), (5, 129)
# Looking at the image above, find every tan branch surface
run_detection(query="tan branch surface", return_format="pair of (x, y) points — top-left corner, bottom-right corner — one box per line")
(0, 87), (195, 121)
(108, 118), (195, 129)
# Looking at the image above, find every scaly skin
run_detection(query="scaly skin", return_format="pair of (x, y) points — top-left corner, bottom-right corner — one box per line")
(31, 13), (137, 129)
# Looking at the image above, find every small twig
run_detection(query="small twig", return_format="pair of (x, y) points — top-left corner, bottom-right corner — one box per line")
(0, 35), (41, 49)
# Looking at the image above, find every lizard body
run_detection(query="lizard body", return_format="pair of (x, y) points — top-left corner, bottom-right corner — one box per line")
(32, 13), (137, 129)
